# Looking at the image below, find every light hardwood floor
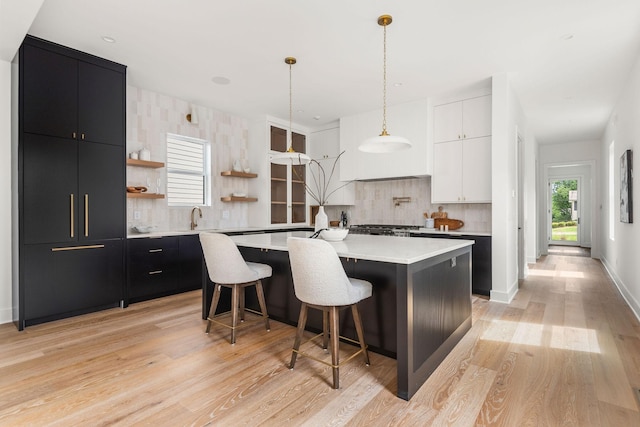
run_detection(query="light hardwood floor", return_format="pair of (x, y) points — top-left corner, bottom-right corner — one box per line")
(1, 252), (639, 426)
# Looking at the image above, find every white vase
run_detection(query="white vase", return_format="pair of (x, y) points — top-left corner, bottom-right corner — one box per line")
(315, 206), (328, 232)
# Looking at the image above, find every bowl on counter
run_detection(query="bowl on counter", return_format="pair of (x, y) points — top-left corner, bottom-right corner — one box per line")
(320, 228), (349, 241)
(132, 225), (157, 234)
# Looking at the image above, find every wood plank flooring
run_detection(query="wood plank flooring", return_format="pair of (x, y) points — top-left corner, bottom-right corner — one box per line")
(1, 252), (639, 426)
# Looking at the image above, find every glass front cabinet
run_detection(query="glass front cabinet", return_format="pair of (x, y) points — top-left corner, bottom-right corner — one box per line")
(269, 125), (307, 225)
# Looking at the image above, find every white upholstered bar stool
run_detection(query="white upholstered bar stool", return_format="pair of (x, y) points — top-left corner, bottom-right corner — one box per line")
(200, 232), (271, 344)
(287, 237), (372, 389)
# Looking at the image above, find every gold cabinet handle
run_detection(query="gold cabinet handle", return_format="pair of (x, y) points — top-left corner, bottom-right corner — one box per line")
(84, 194), (89, 237)
(148, 249), (163, 253)
(148, 270), (163, 275)
(70, 194), (74, 238)
(81, 133), (85, 140)
(72, 132), (77, 139)
(51, 244), (105, 252)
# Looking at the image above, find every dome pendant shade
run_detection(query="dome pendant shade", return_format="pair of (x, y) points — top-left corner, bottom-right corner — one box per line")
(359, 131), (412, 153)
(358, 14), (411, 153)
(270, 147), (311, 165)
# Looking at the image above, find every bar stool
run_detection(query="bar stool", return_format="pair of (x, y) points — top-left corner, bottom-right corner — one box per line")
(200, 232), (271, 344)
(287, 236), (372, 389)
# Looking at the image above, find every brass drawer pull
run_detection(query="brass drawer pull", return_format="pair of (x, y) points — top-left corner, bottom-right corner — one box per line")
(51, 244), (105, 252)
(148, 270), (163, 275)
(70, 194), (74, 238)
(148, 249), (163, 253)
(84, 194), (89, 237)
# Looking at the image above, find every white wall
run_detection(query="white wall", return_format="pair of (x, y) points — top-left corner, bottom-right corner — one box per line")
(491, 73), (527, 303)
(0, 59), (12, 323)
(600, 51), (640, 320)
(524, 127), (539, 263)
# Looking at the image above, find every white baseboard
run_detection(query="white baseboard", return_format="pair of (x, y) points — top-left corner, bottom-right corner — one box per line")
(600, 256), (640, 323)
(490, 278), (519, 304)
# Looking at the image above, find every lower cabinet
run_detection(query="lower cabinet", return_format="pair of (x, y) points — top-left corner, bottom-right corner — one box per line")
(21, 239), (124, 328)
(411, 233), (492, 296)
(127, 235), (202, 303)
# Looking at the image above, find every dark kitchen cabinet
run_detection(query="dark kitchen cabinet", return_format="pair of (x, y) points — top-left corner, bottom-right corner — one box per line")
(22, 133), (124, 245)
(22, 240), (124, 321)
(127, 235), (203, 304)
(411, 232), (492, 296)
(21, 38), (125, 146)
(16, 35), (126, 329)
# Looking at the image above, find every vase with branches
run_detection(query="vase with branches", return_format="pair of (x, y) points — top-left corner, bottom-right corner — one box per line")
(292, 150), (352, 230)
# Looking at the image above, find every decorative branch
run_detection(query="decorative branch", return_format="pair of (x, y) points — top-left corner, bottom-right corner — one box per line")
(291, 150), (352, 206)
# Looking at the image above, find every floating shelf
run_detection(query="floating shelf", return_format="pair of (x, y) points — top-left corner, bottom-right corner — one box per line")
(221, 196), (258, 202)
(126, 158), (165, 168)
(221, 170), (257, 178)
(127, 192), (165, 199)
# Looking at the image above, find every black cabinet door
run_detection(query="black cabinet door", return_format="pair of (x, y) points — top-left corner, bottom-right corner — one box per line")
(22, 240), (123, 322)
(22, 133), (78, 245)
(78, 143), (124, 241)
(21, 43), (78, 139)
(179, 235), (204, 291)
(78, 61), (125, 146)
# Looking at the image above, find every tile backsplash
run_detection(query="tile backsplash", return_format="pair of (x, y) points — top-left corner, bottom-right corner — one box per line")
(323, 177), (491, 233)
(126, 86), (491, 234)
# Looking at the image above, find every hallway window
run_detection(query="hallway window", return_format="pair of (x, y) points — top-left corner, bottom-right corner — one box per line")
(609, 141), (615, 240)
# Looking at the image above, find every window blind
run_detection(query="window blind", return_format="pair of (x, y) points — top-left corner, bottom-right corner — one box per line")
(166, 134), (209, 206)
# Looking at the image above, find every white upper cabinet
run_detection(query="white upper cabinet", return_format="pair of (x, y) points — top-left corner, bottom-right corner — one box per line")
(432, 94), (492, 203)
(307, 126), (355, 205)
(339, 99), (430, 181)
(434, 95), (491, 143)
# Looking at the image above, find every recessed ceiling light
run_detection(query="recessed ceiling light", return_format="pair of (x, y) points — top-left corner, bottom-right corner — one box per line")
(313, 116), (321, 120)
(101, 36), (116, 43)
(561, 33), (574, 40)
(212, 76), (231, 85)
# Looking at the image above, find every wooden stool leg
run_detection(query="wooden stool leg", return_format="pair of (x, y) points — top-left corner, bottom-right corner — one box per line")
(230, 284), (240, 344)
(329, 306), (340, 389)
(239, 286), (246, 322)
(206, 284), (222, 334)
(322, 309), (329, 350)
(255, 280), (270, 331)
(289, 303), (308, 369)
(351, 304), (370, 365)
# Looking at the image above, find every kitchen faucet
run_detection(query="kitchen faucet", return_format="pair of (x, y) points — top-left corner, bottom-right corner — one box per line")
(190, 206), (202, 230)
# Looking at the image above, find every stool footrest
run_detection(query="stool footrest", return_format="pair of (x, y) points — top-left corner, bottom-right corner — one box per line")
(292, 332), (368, 369)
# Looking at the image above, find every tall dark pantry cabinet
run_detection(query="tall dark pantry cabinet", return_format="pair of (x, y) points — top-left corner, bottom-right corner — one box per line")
(14, 36), (127, 329)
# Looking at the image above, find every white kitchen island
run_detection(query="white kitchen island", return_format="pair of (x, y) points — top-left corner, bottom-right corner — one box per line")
(202, 231), (474, 400)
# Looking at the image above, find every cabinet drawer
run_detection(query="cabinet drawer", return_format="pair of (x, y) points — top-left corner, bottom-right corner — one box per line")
(128, 236), (179, 253)
(129, 248), (179, 276)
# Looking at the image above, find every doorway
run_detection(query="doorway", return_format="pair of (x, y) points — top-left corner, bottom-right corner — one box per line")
(548, 177), (581, 246)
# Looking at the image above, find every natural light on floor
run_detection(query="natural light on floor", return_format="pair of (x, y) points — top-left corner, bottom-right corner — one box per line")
(526, 269), (586, 279)
(481, 320), (601, 353)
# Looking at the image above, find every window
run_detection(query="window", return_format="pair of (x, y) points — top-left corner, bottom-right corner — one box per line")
(609, 141), (615, 240)
(166, 133), (210, 207)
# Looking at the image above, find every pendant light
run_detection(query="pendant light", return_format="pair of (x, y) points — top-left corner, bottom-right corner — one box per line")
(270, 57), (311, 165)
(359, 15), (411, 153)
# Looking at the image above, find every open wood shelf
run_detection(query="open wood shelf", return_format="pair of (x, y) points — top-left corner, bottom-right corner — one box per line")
(221, 170), (257, 178)
(126, 159), (165, 168)
(220, 196), (258, 202)
(127, 192), (165, 199)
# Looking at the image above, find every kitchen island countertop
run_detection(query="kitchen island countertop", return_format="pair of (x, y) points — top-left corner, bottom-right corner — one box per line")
(227, 231), (473, 264)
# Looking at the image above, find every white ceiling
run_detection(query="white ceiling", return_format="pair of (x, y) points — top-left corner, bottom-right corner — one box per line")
(5, 0), (640, 144)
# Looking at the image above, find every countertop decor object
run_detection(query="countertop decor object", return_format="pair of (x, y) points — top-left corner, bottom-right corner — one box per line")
(132, 225), (157, 234)
(270, 57), (311, 166)
(359, 15), (411, 153)
(320, 228), (349, 241)
(434, 218), (464, 230)
(293, 150), (351, 207)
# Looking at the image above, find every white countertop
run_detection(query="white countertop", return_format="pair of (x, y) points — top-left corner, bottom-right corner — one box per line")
(127, 224), (309, 239)
(411, 228), (491, 237)
(226, 231), (474, 265)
